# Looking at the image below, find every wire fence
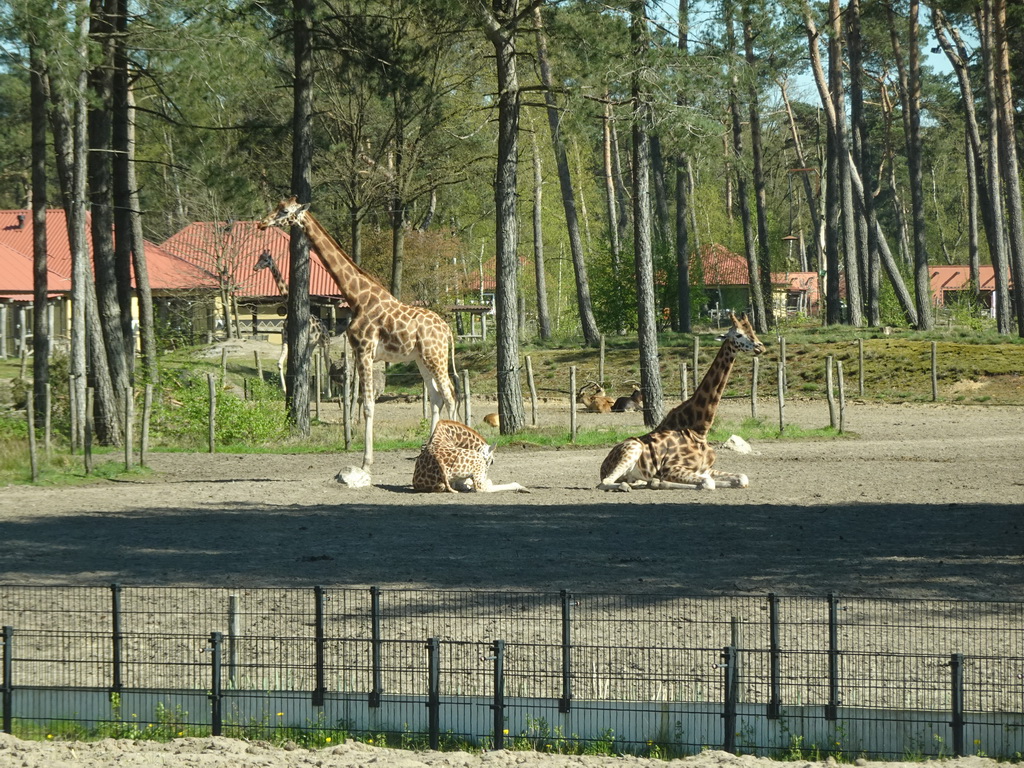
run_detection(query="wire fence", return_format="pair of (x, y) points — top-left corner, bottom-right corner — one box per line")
(2, 586), (1023, 759)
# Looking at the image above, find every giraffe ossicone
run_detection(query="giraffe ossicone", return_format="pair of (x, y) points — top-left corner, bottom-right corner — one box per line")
(258, 197), (458, 471)
(597, 312), (765, 492)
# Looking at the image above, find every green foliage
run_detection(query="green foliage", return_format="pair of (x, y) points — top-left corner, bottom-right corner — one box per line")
(149, 368), (289, 448)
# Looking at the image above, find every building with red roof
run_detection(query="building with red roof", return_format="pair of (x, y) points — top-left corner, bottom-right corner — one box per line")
(929, 265), (1012, 317)
(694, 243), (820, 318)
(160, 219), (347, 343)
(0, 208), (215, 357)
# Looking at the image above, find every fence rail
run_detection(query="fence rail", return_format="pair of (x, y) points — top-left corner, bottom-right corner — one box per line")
(2, 585), (1022, 759)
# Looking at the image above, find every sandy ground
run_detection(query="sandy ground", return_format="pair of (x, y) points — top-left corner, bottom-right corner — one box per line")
(1, 399), (1023, 766)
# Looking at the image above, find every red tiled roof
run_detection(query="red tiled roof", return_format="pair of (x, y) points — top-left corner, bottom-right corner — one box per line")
(694, 243), (802, 287)
(930, 265), (1003, 293)
(0, 209), (215, 293)
(0, 241), (72, 299)
(161, 221), (344, 299)
(695, 244), (751, 285)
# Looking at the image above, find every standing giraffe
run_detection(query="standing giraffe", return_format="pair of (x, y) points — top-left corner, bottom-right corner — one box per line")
(258, 197), (457, 468)
(253, 249), (332, 391)
(598, 312), (766, 491)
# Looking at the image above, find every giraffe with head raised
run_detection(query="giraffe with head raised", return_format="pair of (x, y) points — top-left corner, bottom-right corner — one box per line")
(253, 249), (332, 391)
(258, 197), (457, 469)
(598, 312), (766, 491)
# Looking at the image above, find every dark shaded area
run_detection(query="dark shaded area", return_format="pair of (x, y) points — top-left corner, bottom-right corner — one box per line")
(1, 497), (1019, 600)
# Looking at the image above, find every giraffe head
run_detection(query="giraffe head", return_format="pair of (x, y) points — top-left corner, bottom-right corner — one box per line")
(253, 249), (274, 272)
(719, 312), (766, 356)
(257, 196), (310, 231)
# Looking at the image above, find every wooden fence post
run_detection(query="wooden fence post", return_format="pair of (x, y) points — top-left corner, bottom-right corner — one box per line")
(207, 373), (216, 454)
(777, 361), (785, 432)
(680, 361), (689, 401)
(858, 338), (865, 396)
(837, 361), (847, 434)
(124, 385), (133, 470)
(26, 392), (38, 482)
(825, 355), (836, 429)
(140, 384), (153, 468)
(569, 366), (577, 443)
(525, 356), (538, 427)
(751, 357), (759, 420)
(931, 341), (938, 402)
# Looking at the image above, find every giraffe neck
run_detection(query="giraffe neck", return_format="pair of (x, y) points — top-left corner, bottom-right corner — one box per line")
(268, 260), (288, 297)
(667, 339), (738, 435)
(300, 212), (387, 310)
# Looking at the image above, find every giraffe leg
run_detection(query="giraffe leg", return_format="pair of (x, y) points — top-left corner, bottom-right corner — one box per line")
(357, 352), (376, 468)
(709, 469), (749, 488)
(417, 358), (456, 429)
(649, 473), (717, 490)
(278, 342), (288, 391)
(597, 440), (646, 492)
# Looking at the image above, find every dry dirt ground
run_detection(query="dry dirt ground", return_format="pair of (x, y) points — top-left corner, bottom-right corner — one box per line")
(1, 399), (1023, 767)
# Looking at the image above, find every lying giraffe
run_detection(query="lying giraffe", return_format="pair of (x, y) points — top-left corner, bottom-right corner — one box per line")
(598, 312), (766, 491)
(253, 249), (333, 390)
(413, 420), (527, 493)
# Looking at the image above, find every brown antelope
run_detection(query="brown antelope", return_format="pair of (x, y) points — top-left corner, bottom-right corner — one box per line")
(576, 381), (615, 413)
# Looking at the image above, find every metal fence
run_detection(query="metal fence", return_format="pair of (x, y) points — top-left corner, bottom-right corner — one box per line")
(2, 585), (1022, 759)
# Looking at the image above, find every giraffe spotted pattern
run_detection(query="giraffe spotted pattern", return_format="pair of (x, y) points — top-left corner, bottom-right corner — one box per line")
(413, 420), (526, 493)
(598, 312), (766, 492)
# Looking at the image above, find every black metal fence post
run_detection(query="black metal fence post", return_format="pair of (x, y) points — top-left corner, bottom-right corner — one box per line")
(2, 626), (11, 734)
(721, 645), (737, 754)
(768, 593), (781, 719)
(950, 653), (965, 757)
(426, 637), (440, 750)
(490, 639), (505, 750)
(110, 583), (123, 695)
(208, 631), (223, 737)
(369, 586), (382, 708)
(827, 593), (840, 721)
(559, 590), (573, 713)
(313, 586), (326, 706)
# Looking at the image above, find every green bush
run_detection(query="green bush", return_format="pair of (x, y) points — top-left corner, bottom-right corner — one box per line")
(150, 369), (289, 447)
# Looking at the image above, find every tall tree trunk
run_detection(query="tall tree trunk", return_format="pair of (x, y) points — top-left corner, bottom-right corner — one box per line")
(532, 6), (600, 346)
(993, 0), (1024, 334)
(728, 0), (767, 332)
(828, 0), (862, 325)
(903, 0), (933, 329)
(977, 0), (1012, 331)
(481, 1), (526, 434)
(631, 0), (664, 428)
(47, 4), (92, 450)
(847, 0), (880, 325)
(601, 97), (621, 269)
(88, 0), (126, 445)
(778, 80), (824, 275)
(674, 0), (691, 334)
(932, 8), (991, 300)
(30, 43), (49, 424)
(650, 134), (671, 249)
(530, 127), (552, 340)
(964, 130), (981, 294)
(803, 0), (844, 325)
(111, 0), (135, 375)
(126, 86), (158, 383)
(287, 0), (314, 434)
(742, 1), (774, 329)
